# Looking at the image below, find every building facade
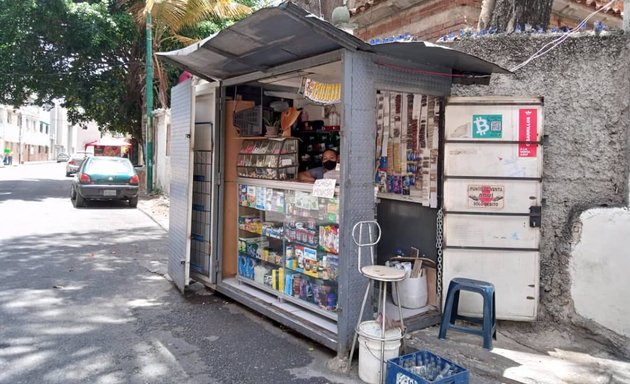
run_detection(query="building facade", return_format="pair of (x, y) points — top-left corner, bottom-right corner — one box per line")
(0, 101), (101, 165)
(0, 104), (51, 164)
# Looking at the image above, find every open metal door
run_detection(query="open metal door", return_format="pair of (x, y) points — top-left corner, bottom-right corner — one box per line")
(189, 84), (218, 284)
(168, 79), (195, 292)
(443, 97), (543, 321)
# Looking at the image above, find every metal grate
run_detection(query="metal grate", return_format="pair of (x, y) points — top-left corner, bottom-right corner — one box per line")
(233, 106), (273, 137)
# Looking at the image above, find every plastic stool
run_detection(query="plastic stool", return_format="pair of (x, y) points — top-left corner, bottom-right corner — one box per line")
(348, 221), (406, 384)
(438, 277), (496, 349)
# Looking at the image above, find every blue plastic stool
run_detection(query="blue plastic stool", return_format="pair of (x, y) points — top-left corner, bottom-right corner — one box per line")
(438, 277), (497, 349)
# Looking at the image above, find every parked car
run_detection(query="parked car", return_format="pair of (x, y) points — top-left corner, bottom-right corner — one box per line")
(56, 152), (69, 163)
(65, 151), (91, 176)
(70, 156), (140, 208)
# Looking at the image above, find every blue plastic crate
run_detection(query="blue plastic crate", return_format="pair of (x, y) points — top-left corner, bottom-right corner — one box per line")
(386, 350), (469, 384)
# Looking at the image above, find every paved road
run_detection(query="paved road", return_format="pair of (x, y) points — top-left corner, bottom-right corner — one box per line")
(0, 163), (359, 384)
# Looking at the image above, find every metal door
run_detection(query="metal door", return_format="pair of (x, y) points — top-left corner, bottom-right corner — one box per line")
(443, 97), (543, 321)
(168, 79), (195, 292)
(190, 86), (217, 284)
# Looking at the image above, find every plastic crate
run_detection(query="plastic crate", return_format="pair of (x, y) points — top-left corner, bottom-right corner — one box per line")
(386, 350), (469, 384)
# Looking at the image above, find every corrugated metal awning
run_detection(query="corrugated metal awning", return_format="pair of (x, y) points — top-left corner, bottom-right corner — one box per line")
(157, 2), (510, 82)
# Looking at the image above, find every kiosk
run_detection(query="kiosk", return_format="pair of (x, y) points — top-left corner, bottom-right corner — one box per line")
(158, 2), (510, 356)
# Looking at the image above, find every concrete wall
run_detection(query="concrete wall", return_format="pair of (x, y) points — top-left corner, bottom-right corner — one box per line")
(571, 208), (630, 338)
(448, 33), (630, 348)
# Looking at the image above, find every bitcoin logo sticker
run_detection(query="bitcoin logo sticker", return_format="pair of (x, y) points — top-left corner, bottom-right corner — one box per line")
(473, 116), (490, 136)
(472, 114), (503, 138)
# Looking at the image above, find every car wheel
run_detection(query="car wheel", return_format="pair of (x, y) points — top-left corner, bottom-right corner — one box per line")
(129, 196), (138, 208)
(74, 192), (86, 208)
(70, 188), (76, 200)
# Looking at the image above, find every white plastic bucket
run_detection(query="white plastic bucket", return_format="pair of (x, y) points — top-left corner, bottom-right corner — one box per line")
(357, 320), (401, 384)
(392, 271), (428, 309)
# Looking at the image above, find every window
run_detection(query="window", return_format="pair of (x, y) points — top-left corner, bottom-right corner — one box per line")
(7, 113), (12, 124)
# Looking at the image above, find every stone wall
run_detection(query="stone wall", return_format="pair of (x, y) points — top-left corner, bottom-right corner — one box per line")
(447, 34), (630, 341)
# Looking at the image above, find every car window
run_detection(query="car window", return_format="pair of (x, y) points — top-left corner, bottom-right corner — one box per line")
(84, 158), (133, 174)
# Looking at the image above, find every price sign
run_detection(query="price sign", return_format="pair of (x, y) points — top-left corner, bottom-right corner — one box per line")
(312, 179), (336, 198)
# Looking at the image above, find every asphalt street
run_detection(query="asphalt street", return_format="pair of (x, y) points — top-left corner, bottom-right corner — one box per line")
(0, 162), (360, 384)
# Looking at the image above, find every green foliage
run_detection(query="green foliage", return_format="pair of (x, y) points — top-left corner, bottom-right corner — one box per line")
(0, 0), (142, 136)
(0, 0), (258, 142)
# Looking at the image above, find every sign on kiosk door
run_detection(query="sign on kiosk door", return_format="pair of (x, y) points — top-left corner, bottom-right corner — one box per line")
(443, 97), (543, 321)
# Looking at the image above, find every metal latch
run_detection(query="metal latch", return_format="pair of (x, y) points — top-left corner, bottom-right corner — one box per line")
(529, 206), (542, 228)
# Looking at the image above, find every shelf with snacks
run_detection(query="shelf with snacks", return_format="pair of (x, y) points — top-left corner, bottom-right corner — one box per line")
(238, 215), (285, 240)
(237, 272), (338, 321)
(237, 236), (284, 268)
(237, 137), (299, 181)
(236, 180), (341, 318)
(285, 191), (340, 224)
(280, 270), (339, 317)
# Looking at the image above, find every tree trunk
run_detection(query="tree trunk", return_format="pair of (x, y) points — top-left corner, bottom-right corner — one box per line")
(489, 0), (553, 32)
(478, 0), (497, 30)
(291, 0), (344, 21)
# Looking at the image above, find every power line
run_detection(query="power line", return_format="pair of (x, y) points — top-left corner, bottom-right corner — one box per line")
(510, 0), (617, 72)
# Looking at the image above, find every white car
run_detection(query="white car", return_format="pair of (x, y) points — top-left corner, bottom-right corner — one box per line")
(65, 152), (91, 177)
(56, 153), (70, 162)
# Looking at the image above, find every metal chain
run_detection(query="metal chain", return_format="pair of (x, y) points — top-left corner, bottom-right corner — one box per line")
(436, 208), (444, 304)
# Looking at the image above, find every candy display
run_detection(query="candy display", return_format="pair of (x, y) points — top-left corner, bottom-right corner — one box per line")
(237, 183), (340, 313)
(237, 138), (298, 180)
(318, 224), (339, 254)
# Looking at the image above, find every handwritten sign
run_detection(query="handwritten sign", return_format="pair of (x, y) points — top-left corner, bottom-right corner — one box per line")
(312, 179), (336, 199)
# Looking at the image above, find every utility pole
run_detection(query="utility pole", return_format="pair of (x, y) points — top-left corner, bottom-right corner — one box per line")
(145, 11), (154, 193)
(18, 112), (22, 165)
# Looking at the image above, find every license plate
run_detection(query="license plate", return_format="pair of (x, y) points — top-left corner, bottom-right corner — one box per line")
(103, 190), (117, 196)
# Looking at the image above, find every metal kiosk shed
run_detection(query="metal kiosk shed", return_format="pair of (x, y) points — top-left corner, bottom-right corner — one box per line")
(158, 1), (510, 357)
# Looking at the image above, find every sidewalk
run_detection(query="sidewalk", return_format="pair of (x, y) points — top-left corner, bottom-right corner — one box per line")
(0, 160), (56, 167)
(138, 193), (630, 384)
(407, 322), (629, 383)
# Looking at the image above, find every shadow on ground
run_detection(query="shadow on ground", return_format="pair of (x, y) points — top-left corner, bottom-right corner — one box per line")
(0, 178), (71, 202)
(0, 228), (349, 384)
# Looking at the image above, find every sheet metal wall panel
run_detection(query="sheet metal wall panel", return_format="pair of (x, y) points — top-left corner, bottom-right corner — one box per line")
(444, 214), (540, 248)
(444, 143), (543, 177)
(376, 201), (438, 261)
(443, 98), (543, 321)
(337, 52), (451, 355)
(168, 80), (194, 292)
(337, 51), (378, 355)
(443, 249), (539, 320)
(445, 104), (543, 141)
(373, 61), (451, 97)
(444, 179), (541, 213)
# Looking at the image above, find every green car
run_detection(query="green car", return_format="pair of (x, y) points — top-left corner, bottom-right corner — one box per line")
(71, 156), (140, 208)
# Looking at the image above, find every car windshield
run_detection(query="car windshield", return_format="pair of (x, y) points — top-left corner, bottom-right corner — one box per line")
(84, 158), (133, 174)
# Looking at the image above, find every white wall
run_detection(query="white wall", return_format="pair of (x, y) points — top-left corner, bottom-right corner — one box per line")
(154, 109), (171, 195)
(570, 207), (630, 337)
